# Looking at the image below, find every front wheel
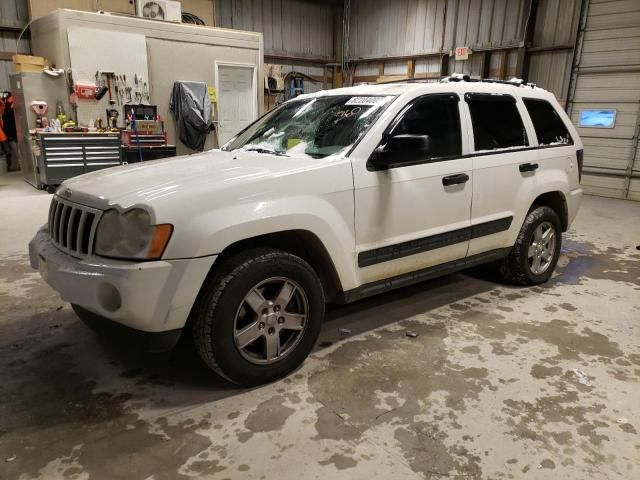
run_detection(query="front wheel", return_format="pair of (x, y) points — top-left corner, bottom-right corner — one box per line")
(192, 248), (324, 386)
(499, 206), (562, 285)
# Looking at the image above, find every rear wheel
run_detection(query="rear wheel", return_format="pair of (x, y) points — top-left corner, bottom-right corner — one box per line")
(499, 206), (562, 285)
(192, 248), (324, 386)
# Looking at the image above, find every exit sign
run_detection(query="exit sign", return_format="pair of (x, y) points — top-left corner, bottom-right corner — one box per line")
(455, 46), (470, 60)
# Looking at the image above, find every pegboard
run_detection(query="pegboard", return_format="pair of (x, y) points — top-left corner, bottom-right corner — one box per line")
(67, 26), (151, 128)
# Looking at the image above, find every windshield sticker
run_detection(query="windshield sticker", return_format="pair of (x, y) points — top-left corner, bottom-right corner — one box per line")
(287, 138), (302, 149)
(346, 97), (387, 106)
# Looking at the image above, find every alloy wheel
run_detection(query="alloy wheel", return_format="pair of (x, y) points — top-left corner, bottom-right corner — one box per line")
(528, 221), (556, 275)
(233, 277), (308, 365)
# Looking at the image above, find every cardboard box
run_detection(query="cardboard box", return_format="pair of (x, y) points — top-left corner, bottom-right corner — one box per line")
(12, 55), (50, 73)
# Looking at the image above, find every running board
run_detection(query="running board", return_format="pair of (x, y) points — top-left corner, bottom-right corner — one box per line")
(338, 248), (511, 304)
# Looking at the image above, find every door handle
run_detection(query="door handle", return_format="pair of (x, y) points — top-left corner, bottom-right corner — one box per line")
(442, 173), (470, 186)
(519, 162), (539, 173)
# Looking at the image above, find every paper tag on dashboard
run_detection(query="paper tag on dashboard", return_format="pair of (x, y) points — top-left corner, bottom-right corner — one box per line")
(346, 97), (387, 106)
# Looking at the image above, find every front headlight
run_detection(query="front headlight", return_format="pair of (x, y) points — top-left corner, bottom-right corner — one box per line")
(95, 208), (173, 260)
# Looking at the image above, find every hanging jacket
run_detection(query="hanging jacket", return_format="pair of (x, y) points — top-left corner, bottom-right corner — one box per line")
(2, 94), (16, 141)
(169, 81), (211, 151)
(0, 98), (7, 143)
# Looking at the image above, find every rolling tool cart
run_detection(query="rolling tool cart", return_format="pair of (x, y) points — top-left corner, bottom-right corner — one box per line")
(37, 133), (121, 191)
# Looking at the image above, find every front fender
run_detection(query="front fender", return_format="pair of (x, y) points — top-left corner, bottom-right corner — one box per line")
(162, 193), (359, 291)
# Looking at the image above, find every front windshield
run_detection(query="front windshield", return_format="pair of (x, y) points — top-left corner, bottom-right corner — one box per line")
(223, 95), (395, 158)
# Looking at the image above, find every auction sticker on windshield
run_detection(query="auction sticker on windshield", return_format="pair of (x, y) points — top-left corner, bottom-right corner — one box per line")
(346, 96), (389, 106)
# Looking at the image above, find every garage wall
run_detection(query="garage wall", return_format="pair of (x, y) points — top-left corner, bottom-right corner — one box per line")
(216, 0), (338, 103)
(347, 0), (581, 102)
(27, 0), (216, 26)
(1, 1), (220, 93)
(215, 0), (335, 60)
(527, 0), (582, 106)
(569, 0), (640, 200)
(349, 0), (526, 59)
(0, 0), (31, 93)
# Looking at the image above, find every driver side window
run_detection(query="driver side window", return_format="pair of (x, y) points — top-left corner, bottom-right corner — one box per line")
(391, 94), (462, 159)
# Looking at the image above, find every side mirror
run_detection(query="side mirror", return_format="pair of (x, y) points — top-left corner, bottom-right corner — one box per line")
(369, 134), (432, 170)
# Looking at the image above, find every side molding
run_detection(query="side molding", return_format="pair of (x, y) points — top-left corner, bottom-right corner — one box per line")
(358, 217), (513, 268)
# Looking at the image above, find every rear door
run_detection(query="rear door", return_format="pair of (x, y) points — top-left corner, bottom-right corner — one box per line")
(353, 93), (473, 285)
(463, 92), (538, 257)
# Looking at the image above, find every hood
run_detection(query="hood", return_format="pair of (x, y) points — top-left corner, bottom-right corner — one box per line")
(58, 150), (335, 211)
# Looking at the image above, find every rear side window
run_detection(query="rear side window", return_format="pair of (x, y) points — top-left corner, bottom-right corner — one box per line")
(390, 94), (462, 159)
(523, 98), (573, 146)
(466, 94), (528, 151)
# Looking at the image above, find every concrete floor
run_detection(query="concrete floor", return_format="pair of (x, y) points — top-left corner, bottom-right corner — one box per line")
(0, 171), (639, 480)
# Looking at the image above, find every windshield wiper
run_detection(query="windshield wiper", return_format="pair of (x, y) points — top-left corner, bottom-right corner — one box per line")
(243, 146), (290, 157)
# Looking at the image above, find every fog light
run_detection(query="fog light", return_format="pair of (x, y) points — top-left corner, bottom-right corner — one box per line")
(97, 282), (122, 312)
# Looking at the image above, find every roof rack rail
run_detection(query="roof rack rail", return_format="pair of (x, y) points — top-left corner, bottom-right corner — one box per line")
(367, 77), (435, 85)
(441, 73), (537, 88)
(358, 73), (538, 88)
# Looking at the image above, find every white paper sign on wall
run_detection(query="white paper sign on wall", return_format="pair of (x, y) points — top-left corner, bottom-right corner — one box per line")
(455, 46), (470, 60)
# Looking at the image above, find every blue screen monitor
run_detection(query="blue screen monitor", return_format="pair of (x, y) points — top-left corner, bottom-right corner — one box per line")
(578, 109), (616, 128)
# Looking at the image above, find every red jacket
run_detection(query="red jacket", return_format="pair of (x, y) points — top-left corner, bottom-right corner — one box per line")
(0, 98), (7, 142)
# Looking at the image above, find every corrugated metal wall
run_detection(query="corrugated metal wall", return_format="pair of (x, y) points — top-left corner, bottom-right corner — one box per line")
(569, 0), (640, 200)
(215, 0), (335, 60)
(349, 0), (526, 59)
(347, 0), (581, 101)
(349, 0), (527, 84)
(0, 0), (31, 92)
(216, 0), (337, 99)
(527, 0), (581, 105)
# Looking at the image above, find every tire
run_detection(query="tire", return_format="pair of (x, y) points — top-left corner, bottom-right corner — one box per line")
(499, 206), (562, 286)
(192, 248), (324, 386)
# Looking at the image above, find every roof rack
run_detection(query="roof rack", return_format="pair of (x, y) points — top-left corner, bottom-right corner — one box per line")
(441, 73), (537, 88)
(371, 77), (435, 85)
(360, 73), (538, 88)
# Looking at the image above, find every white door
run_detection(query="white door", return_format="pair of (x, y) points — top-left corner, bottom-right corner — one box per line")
(353, 93), (473, 285)
(462, 92), (539, 257)
(216, 65), (255, 145)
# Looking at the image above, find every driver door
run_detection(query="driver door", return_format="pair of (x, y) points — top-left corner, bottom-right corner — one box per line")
(353, 93), (473, 285)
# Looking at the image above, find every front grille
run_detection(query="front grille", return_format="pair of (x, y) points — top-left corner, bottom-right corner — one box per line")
(47, 197), (102, 257)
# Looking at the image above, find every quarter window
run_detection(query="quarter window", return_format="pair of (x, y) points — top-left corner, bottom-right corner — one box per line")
(523, 98), (573, 145)
(466, 94), (529, 151)
(390, 94), (462, 159)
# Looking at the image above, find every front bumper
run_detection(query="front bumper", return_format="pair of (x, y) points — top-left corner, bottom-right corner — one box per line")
(29, 228), (216, 334)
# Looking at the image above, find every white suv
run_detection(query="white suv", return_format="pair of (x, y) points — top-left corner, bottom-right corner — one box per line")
(30, 78), (583, 386)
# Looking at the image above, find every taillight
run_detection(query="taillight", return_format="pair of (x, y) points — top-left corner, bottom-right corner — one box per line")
(576, 148), (584, 182)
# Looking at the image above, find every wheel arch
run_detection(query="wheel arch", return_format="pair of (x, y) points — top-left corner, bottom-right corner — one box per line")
(531, 191), (569, 232)
(212, 229), (344, 302)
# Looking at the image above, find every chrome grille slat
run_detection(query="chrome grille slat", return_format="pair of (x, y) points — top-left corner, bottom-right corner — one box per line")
(52, 201), (62, 243)
(66, 208), (77, 249)
(47, 200), (56, 231)
(87, 214), (98, 257)
(76, 211), (87, 254)
(59, 206), (70, 247)
(46, 197), (103, 258)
